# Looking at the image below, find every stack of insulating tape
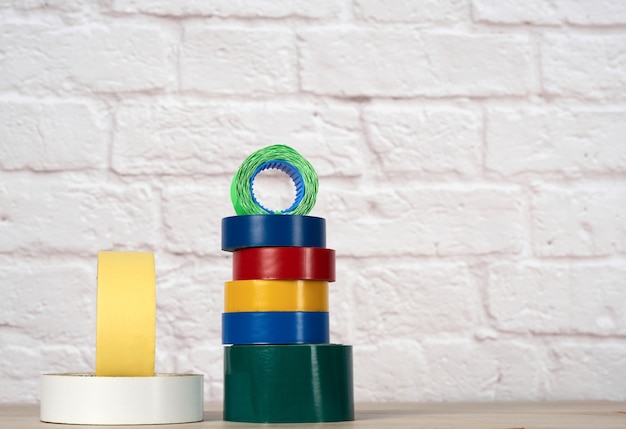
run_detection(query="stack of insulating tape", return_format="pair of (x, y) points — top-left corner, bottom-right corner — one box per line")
(222, 145), (354, 423)
(40, 252), (204, 425)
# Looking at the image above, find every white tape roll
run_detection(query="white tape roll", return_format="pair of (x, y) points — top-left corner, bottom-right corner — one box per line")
(40, 373), (204, 425)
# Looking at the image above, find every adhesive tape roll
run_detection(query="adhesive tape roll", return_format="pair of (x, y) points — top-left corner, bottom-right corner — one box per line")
(222, 215), (325, 251)
(230, 144), (318, 215)
(225, 280), (328, 312)
(40, 373), (204, 425)
(222, 311), (329, 345)
(224, 344), (354, 423)
(96, 251), (156, 377)
(232, 247), (335, 282)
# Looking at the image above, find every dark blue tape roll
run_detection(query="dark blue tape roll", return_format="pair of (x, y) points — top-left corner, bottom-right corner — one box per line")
(221, 215), (326, 251)
(222, 312), (329, 345)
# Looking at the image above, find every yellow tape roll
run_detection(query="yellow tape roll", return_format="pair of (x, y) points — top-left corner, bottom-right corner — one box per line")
(225, 279), (328, 312)
(96, 251), (156, 376)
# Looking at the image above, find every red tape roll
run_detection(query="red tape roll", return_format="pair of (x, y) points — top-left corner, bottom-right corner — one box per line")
(233, 247), (335, 282)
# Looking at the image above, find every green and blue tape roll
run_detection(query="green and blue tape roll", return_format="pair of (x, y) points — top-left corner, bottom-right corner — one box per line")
(230, 145), (318, 216)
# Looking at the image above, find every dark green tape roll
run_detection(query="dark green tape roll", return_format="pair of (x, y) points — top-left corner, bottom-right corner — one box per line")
(224, 344), (354, 423)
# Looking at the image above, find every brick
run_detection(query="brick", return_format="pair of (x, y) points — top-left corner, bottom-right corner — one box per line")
(301, 26), (431, 97)
(542, 33), (626, 99)
(0, 343), (92, 402)
(328, 264), (354, 345)
(363, 104), (482, 175)
(299, 29), (532, 97)
(113, 99), (364, 176)
(473, 0), (560, 24)
(180, 25), (297, 94)
(0, 177), (159, 254)
(156, 255), (226, 343)
(0, 260), (94, 342)
(108, 0), (340, 18)
(354, 0), (467, 23)
(319, 187), (524, 256)
(561, 0), (626, 25)
(531, 185), (626, 256)
(548, 342), (626, 400)
(423, 33), (533, 96)
(354, 339), (428, 401)
(162, 183), (231, 255)
(485, 341), (543, 400)
(353, 262), (482, 343)
(486, 107), (626, 175)
(473, 0), (626, 25)
(0, 23), (176, 93)
(0, 101), (107, 171)
(0, 345), (40, 403)
(488, 262), (626, 335)
(423, 339), (541, 401)
(1, 0), (83, 11)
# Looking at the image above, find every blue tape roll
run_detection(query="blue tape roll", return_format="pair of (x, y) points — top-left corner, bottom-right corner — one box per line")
(222, 312), (329, 345)
(221, 215), (326, 252)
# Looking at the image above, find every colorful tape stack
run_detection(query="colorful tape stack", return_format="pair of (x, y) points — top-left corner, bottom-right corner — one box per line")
(222, 145), (354, 423)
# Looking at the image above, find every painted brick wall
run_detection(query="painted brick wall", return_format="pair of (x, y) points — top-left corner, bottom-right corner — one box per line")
(1, 0), (625, 403)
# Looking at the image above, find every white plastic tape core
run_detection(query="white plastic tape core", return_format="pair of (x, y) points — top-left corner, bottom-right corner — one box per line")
(40, 373), (204, 425)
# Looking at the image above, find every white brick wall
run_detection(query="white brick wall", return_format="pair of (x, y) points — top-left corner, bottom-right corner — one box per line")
(0, 0), (624, 404)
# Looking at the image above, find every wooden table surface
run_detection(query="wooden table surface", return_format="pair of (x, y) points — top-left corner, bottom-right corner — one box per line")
(1, 402), (625, 428)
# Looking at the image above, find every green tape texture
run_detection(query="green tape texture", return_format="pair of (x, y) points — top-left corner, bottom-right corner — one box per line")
(230, 144), (318, 215)
(224, 344), (354, 423)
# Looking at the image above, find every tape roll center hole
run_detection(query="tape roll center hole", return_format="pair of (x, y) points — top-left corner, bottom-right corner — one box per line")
(251, 168), (298, 213)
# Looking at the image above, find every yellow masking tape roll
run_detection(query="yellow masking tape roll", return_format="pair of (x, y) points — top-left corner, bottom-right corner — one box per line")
(225, 279), (328, 312)
(96, 251), (156, 376)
